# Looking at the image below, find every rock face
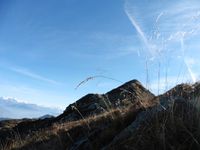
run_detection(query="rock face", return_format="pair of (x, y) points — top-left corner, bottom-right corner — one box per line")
(103, 82), (200, 150)
(57, 79), (155, 121)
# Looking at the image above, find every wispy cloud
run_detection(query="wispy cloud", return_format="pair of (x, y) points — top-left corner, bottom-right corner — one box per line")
(0, 82), (67, 110)
(70, 32), (139, 60)
(184, 57), (199, 82)
(0, 61), (61, 85)
(124, 0), (200, 84)
(124, 2), (150, 52)
(10, 67), (61, 85)
(0, 96), (62, 118)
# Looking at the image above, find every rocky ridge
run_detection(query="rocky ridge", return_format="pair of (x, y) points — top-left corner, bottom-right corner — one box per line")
(0, 80), (200, 150)
(57, 79), (155, 121)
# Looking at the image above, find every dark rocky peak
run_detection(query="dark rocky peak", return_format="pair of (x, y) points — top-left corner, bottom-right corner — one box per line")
(106, 79), (155, 107)
(107, 79), (142, 92)
(58, 79), (155, 122)
(74, 94), (108, 107)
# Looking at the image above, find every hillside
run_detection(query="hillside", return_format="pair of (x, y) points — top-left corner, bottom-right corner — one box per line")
(0, 80), (200, 150)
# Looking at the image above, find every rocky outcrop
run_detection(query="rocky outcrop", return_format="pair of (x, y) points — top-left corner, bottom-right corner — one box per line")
(103, 82), (200, 150)
(106, 79), (156, 108)
(57, 79), (155, 122)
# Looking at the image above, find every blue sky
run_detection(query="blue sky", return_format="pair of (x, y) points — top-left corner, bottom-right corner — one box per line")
(0, 0), (200, 110)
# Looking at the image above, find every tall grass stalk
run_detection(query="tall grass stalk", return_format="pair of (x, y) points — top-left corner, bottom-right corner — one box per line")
(71, 105), (91, 130)
(75, 75), (122, 90)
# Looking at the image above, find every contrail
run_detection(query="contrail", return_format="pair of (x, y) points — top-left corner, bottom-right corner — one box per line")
(10, 67), (61, 85)
(156, 12), (164, 23)
(184, 59), (196, 82)
(181, 38), (196, 82)
(124, 2), (153, 55)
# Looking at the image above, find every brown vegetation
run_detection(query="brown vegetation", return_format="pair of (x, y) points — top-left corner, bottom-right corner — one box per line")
(1, 80), (200, 150)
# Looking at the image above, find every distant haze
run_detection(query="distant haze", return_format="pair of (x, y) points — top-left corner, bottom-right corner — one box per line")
(0, 97), (62, 119)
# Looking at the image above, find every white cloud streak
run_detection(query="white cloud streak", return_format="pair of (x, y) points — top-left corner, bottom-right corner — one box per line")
(124, 2), (152, 55)
(124, 0), (200, 84)
(184, 57), (198, 83)
(10, 67), (61, 85)
(156, 12), (164, 23)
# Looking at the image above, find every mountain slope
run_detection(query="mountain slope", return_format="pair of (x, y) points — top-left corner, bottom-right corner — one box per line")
(1, 80), (200, 150)
(57, 79), (155, 121)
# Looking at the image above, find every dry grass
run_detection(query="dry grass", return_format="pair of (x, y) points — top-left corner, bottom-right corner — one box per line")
(1, 83), (200, 150)
(108, 97), (200, 150)
(1, 103), (143, 150)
